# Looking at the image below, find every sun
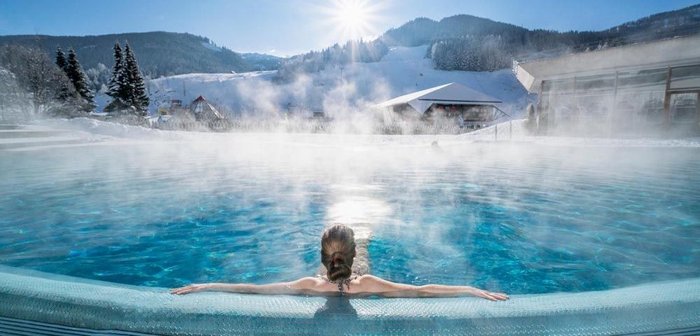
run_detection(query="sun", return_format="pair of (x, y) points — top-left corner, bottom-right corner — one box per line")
(327, 0), (380, 41)
(336, 0), (369, 31)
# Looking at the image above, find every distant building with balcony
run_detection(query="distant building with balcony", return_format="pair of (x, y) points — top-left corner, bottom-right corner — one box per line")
(514, 35), (700, 136)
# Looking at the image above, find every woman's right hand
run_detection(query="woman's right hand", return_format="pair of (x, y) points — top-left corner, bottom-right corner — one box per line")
(170, 283), (211, 295)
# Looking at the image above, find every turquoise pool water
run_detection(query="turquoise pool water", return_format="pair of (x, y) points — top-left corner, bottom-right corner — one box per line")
(0, 136), (698, 294)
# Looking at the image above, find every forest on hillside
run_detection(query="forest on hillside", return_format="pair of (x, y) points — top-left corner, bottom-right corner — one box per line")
(278, 4), (700, 76)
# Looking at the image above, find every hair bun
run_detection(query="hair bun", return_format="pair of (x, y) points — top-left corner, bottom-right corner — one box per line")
(321, 224), (356, 281)
(328, 264), (351, 281)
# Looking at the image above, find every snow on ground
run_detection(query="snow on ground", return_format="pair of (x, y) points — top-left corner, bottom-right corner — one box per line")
(145, 71), (277, 115)
(3, 117), (697, 153)
(453, 119), (700, 147)
(369, 47), (529, 111)
(33, 118), (186, 141)
(11, 44), (695, 149)
(139, 46), (532, 119)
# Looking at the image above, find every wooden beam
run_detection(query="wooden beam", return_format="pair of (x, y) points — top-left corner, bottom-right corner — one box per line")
(537, 80), (544, 134)
(663, 67), (672, 128)
(697, 92), (700, 132)
(610, 71), (619, 136)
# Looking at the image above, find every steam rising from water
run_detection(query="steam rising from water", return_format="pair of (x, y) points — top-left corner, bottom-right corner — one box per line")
(147, 48), (528, 135)
(0, 129), (698, 292)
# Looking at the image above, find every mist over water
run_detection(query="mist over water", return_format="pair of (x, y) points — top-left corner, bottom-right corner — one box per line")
(146, 46), (531, 134)
(0, 133), (698, 293)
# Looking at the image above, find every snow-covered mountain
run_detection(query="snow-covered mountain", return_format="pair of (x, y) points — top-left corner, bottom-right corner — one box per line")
(0, 32), (265, 77)
(240, 53), (283, 71)
(144, 45), (531, 119)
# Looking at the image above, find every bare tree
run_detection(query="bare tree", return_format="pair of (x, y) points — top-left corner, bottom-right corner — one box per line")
(0, 45), (85, 117)
(0, 66), (33, 122)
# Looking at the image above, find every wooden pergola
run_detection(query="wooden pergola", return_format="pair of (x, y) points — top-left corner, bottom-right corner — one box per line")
(515, 35), (700, 135)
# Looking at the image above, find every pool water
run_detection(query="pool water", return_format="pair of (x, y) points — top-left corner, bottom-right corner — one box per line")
(0, 135), (698, 294)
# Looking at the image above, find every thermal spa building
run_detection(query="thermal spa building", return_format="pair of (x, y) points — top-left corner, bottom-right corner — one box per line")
(377, 82), (503, 129)
(515, 35), (700, 136)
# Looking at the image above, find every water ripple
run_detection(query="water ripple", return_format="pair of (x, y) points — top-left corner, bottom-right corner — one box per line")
(0, 141), (698, 294)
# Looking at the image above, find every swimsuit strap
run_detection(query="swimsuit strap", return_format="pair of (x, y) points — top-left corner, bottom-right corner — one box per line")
(321, 275), (358, 296)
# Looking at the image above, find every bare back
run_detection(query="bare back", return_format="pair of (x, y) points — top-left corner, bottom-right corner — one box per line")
(172, 274), (508, 300)
(286, 275), (507, 300)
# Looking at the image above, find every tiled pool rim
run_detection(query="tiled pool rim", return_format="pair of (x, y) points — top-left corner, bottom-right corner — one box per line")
(1, 265), (699, 335)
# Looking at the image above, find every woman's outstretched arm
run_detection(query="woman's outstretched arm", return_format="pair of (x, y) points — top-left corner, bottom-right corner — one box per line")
(170, 277), (323, 295)
(358, 275), (509, 301)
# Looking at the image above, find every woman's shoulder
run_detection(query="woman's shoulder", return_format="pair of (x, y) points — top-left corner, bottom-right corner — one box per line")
(355, 274), (385, 283)
(288, 276), (337, 294)
(295, 276), (327, 286)
(344, 274), (407, 296)
(352, 274), (389, 289)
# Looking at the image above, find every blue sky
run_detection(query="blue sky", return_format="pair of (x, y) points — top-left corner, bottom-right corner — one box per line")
(0, 0), (697, 56)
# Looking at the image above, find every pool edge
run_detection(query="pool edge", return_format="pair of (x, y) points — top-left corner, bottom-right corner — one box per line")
(1, 265), (699, 335)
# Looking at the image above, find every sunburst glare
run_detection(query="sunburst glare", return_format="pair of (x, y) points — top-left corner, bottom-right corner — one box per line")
(322, 0), (384, 41)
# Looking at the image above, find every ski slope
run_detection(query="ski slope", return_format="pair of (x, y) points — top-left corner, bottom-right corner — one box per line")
(141, 45), (532, 118)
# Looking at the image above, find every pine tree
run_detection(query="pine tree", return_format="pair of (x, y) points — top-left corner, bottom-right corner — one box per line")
(107, 42), (128, 105)
(65, 48), (95, 111)
(54, 47), (76, 103)
(55, 47), (67, 71)
(123, 43), (149, 114)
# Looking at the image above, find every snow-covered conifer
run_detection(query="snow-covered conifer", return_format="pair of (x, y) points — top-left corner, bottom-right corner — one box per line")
(54, 47), (76, 103)
(107, 42), (128, 105)
(124, 43), (149, 114)
(65, 49), (95, 111)
(55, 47), (67, 71)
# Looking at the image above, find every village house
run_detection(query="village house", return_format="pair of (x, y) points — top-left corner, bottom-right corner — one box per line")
(376, 82), (504, 130)
(157, 96), (231, 131)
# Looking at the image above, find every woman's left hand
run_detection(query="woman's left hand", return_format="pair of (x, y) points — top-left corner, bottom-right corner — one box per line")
(469, 288), (509, 301)
(170, 284), (211, 295)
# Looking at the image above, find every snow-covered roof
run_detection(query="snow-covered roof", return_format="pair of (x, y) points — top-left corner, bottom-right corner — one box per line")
(377, 82), (501, 114)
(515, 35), (700, 93)
(190, 96), (224, 120)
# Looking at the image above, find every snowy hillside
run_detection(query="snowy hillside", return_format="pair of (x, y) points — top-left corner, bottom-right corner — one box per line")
(141, 45), (531, 119)
(9, 118), (698, 153)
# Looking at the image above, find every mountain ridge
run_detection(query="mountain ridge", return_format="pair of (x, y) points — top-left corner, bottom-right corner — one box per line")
(274, 4), (700, 77)
(1, 4), (698, 78)
(0, 31), (281, 78)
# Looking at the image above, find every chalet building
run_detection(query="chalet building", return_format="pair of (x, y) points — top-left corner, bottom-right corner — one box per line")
(190, 96), (225, 121)
(515, 35), (700, 136)
(157, 96), (230, 131)
(377, 82), (504, 129)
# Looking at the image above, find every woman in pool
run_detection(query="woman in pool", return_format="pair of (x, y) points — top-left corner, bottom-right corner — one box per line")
(171, 224), (508, 301)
